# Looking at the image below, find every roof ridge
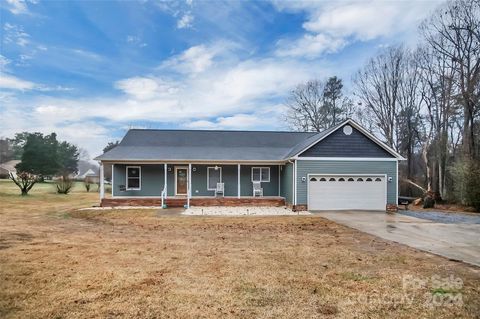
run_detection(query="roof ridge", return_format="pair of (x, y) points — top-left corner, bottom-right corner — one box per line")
(127, 128), (316, 134)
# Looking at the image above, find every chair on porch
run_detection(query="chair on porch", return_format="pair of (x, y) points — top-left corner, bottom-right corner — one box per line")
(252, 182), (263, 197)
(215, 182), (225, 197)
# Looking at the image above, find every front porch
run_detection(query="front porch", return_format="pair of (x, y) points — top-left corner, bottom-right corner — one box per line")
(99, 162), (290, 208)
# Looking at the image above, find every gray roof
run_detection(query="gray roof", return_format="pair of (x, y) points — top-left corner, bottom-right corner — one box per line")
(95, 129), (317, 162)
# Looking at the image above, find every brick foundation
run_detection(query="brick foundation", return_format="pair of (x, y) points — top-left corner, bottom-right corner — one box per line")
(101, 197), (285, 208)
(386, 204), (398, 213)
(293, 205), (307, 211)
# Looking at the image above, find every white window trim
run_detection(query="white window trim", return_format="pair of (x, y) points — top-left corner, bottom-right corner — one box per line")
(251, 167), (270, 183)
(126, 165), (141, 190)
(207, 166), (222, 191)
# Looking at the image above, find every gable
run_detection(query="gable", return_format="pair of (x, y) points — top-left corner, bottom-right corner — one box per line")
(298, 124), (395, 158)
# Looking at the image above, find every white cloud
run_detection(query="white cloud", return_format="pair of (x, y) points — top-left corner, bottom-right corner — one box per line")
(184, 106), (286, 130)
(126, 35), (147, 47)
(273, 0), (442, 58)
(153, 1), (195, 30)
(3, 23), (30, 47)
(276, 33), (346, 59)
(0, 74), (36, 90)
(0, 74), (72, 91)
(184, 120), (217, 129)
(114, 77), (178, 100)
(160, 44), (219, 74)
(302, 1), (438, 40)
(0, 55), (11, 70)
(5, 0), (28, 14)
(177, 13), (194, 29)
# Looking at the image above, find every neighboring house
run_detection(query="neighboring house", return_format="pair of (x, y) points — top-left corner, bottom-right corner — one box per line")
(75, 168), (97, 179)
(95, 119), (404, 211)
(0, 160), (20, 179)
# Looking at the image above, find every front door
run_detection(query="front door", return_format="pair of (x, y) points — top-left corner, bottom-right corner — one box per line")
(176, 167), (188, 195)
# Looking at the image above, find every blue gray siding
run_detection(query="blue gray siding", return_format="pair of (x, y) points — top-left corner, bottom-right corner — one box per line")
(113, 164), (164, 196)
(240, 165), (279, 196)
(113, 163), (280, 198)
(190, 164), (238, 197)
(280, 163), (293, 204)
(299, 125), (394, 158)
(296, 160), (397, 205)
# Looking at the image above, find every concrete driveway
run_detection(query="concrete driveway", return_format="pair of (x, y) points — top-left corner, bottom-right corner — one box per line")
(313, 210), (480, 267)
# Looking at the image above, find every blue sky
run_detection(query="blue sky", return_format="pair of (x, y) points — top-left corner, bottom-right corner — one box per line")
(0, 0), (443, 158)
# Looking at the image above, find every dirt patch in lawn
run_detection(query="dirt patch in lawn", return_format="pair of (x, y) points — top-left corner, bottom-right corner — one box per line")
(1, 180), (480, 318)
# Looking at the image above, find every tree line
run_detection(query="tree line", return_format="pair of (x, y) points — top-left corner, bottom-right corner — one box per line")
(285, 0), (480, 210)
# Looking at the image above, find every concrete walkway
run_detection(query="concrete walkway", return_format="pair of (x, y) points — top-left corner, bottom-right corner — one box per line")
(313, 210), (480, 267)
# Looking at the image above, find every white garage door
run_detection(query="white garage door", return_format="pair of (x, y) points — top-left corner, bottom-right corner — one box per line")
(308, 175), (386, 211)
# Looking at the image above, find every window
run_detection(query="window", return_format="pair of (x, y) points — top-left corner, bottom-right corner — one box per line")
(375, 178), (382, 182)
(357, 178), (363, 182)
(207, 167), (222, 190)
(319, 177), (326, 181)
(252, 167), (270, 182)
(329, 177), (336, 181)
(348, 178), (355, 181)
(126, 166), (141, 190)
(366, 178), (373, 182)
(310, 177), (317, 182)
(338, 178), (345, 182)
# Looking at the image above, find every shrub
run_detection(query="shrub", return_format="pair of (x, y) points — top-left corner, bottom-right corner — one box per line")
(56, 176), (74, 194)
(10, 172), (38, 195)
(84, 180), (92, 192)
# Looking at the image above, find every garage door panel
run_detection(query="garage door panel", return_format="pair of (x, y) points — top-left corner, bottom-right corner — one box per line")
(308, 175), (386, 211)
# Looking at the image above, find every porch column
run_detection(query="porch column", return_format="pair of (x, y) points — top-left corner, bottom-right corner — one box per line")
(111, 164), (114, 196)
(99, 162), (105, 200)
(237, 164), (241, 198)
(278, 165), (281, 196)
(187, 163), (192, 208)
(164, 163), (167, 199)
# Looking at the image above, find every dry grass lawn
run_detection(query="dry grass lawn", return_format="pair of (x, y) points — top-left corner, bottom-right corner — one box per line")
(1, 180), (479, 318)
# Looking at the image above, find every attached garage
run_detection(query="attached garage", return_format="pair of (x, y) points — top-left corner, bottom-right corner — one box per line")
(307, 174), (387, 211)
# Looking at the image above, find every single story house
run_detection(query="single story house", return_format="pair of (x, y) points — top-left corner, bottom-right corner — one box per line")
(94, 119), (404, 211)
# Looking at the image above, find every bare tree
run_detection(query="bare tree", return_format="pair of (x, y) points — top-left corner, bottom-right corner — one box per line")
(397, 49), (424, 181)
(285, 77), (350, 132)
(421, 0), (480, 159)
(417, 42), (460, 199)
(353, 46), (406, 151)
